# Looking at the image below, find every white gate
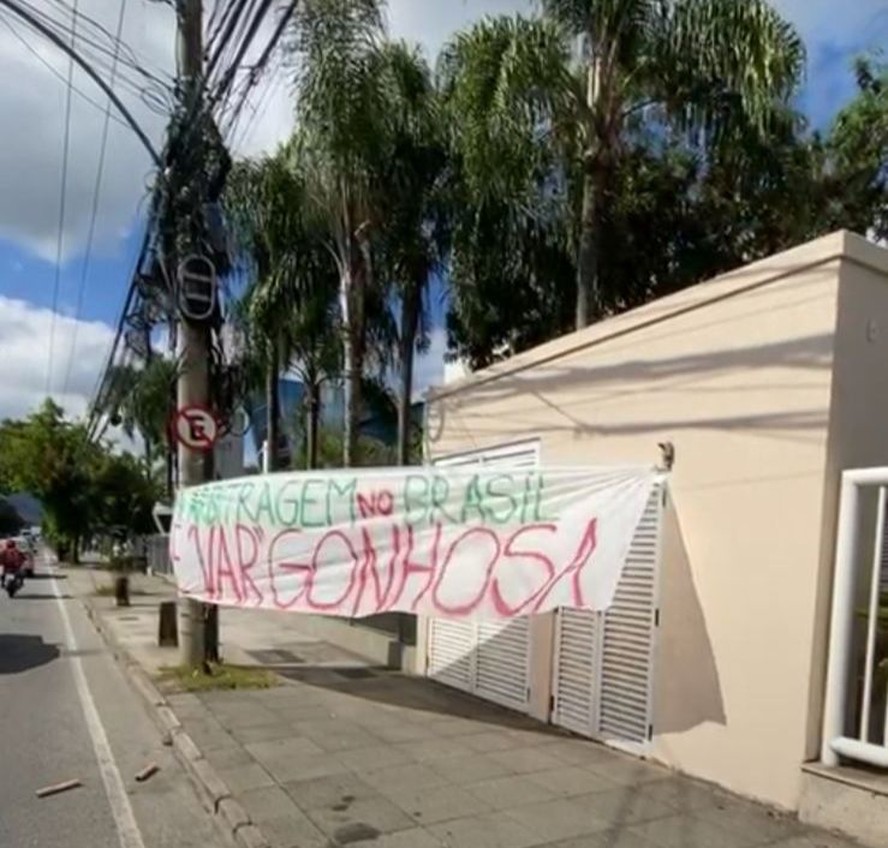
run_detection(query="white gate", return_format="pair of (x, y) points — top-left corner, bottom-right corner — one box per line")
(551, 482), (665, 752)
(823, 468), (888, 768)
(426, 441), (539, 712)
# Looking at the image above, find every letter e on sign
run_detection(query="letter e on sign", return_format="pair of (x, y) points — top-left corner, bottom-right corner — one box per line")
(173, 405), (219, 452)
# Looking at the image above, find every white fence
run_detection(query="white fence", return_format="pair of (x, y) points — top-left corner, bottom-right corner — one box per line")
(823, 468), (888, 768)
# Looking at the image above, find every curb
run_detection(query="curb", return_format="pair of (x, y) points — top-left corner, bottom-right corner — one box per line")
(79, 588), (270, 848)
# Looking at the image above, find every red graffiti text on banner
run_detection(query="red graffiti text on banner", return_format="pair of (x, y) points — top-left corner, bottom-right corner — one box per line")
(176, 517), (598, 618)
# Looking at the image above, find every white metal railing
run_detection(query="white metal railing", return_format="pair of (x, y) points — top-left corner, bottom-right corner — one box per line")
(822, 467), (888, 768)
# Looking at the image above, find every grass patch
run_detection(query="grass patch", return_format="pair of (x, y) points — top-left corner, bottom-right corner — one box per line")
(157, 662), (277, 693)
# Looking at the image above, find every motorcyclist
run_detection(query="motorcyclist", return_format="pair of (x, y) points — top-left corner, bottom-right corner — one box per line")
(0, 539), (24, 589)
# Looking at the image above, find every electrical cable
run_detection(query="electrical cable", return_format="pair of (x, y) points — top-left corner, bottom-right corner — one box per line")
(206, 0), (238, 55)
(61, 0), (128, 398)
(0, 0), (162, 165)
(0, 10), (132, 130)
(224, 1), (297, 147)
(205, 0), (253, 88)
(45, 0), (78, 400)
(211, 0), (282, 126)
(86, 226), (150, 440)
(227, 55), (282, 150)
(16, 0), (175, 116)
(45, 0), (171, 83)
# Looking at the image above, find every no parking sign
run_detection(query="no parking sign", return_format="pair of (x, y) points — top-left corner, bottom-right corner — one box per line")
(172, 405), (219, 452)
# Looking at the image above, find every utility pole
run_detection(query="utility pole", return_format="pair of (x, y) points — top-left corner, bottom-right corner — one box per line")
(176, 0), (210, 669)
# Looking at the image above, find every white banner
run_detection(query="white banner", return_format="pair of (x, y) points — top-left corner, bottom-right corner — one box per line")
(170, 465), (658, 620)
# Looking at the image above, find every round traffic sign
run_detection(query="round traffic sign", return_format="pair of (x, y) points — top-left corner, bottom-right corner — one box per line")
(172, 405), (219, 452)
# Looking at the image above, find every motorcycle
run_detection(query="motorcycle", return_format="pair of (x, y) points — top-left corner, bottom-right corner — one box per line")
(5, 571), (24, 598)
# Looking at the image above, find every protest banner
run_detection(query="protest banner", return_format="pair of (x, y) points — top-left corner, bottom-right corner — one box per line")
(169, 465), (658, 620)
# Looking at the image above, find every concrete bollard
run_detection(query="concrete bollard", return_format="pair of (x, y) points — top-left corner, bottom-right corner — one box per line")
(158, 601), (178, 647)
(115, 575), (130, 607)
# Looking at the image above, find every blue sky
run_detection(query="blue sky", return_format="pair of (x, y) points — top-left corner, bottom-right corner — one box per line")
(0, 0), (885, 422)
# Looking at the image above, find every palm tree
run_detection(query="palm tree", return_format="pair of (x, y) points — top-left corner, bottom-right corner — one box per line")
(226, 146), (343, 471)
(100, 358), (177, 478)
(289, 0), (400, 468)
(441, 0), (805, 329)
(374, 42), (449, 466)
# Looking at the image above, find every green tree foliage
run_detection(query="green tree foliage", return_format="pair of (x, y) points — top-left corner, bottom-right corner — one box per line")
(99, 358), (177, 467)
(0, 401), (159, 560)
(226, 150), (341, 470)
(827, 58), (888, 241)
(226, 3), (888, 452)
(441, 0), (806, 332)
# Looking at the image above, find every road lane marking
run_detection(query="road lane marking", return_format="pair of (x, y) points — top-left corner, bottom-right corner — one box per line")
(49, 567), (146, 848)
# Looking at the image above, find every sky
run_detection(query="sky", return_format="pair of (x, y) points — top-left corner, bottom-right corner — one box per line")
(0, 0), (885, 426)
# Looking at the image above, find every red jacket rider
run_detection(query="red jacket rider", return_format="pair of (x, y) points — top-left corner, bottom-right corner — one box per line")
(0, 539), (24, 587)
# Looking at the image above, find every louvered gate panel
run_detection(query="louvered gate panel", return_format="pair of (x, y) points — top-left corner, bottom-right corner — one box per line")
(428, 619), (475, 692)
(428, 442), (539, 714)
(552, 608), (600, 734)
(475, 618), (530, 711)
(597, 485), (662, 748)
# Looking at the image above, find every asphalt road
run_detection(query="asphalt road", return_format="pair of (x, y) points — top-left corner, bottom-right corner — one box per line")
(0, 559), (225, 848)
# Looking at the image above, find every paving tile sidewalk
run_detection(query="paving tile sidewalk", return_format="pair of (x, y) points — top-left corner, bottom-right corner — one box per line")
(67, 567), (859, 848)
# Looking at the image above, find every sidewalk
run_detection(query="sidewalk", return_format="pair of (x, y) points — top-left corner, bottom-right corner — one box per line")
(67, 567), (857, 848)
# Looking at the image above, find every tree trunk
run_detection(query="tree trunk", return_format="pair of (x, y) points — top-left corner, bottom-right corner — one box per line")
(341, 241), (368, 469)
(576, 59), (603, 330)
(265, 342), (281, 472)
(576, 158), (605, 329)
(342, 321), (362, 469)
(306, 381), (321, 471)
(397, 282), (420, 466)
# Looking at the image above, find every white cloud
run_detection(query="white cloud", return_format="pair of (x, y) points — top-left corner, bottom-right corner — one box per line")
(0, 0), (173, 260)
(0, 0), (878, 417)
(0, 295), (113, 420)
(3, 0), (877, 265)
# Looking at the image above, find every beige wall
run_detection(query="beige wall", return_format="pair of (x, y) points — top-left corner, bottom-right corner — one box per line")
(425, 233), (888, 810)
(803, 248), (888, 760)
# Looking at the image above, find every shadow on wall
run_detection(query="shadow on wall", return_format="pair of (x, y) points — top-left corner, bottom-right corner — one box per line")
(433, 332), (833, 451)
(441, 276), (835, 407)
(654, 502), (726, 735)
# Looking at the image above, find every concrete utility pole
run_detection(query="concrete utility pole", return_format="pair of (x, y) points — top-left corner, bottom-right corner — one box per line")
(176, 0), (210, 668)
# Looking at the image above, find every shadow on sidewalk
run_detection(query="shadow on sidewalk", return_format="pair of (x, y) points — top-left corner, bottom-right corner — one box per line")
(11, 593), (73, 601)
(268, 663), (561, 733)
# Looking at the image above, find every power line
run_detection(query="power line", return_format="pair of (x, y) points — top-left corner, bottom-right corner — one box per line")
(41, 0), (171, 84)
(223, 1), (298, 145)
(0, 10), (132, 129)
(0, 0), (161, 165)
(86, 226), (149, 441)
(45, 0), (78, 401)
(61, 0), (128, 399)
(15, 0), (174, 117)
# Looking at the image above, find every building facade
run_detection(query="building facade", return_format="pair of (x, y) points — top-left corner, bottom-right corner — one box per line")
(418, 231), (888, 818)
